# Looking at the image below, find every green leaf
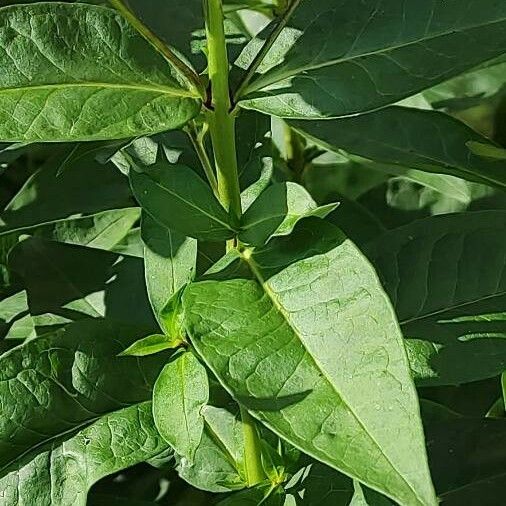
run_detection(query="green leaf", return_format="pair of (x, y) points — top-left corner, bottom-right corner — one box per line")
(119, 333), (183, 357)
(178, 405), (247, 492)
(364, 211), (506, 386)
(9, 237), (156, 328)
(0, 318), (168, 473)
(0, 3), (200, 142)
(467, 141), (506, 160)
(217, 484), (285, 506)
(184, 218), (437, 506)
(290, 107), (506, 190)
(130, 164), (236, 241)
(237, 0), (506, 118)
(153, 350), (209, 462)
(240, 182), (337, 246)
(0, 402), (169, 506)
(142, 213), (197, 334)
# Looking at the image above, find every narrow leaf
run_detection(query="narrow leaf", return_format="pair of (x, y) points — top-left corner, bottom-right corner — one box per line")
(119, 333), (182, 357)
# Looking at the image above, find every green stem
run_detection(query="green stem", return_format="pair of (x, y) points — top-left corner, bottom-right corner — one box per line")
(233, 0), (302, 104)
(109, 0), (205, 99)
(240, 406), (266, 486)
(185, 122), (219, 196)
(204, 0), (242, 221)
(204, 0), (264, 485)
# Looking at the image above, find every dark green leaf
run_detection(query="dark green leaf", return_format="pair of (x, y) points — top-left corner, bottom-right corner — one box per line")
(142, 213), (197, 334)
(184, 218), (436, 505)
(0, 3), (200, 141)
(131, 164), (236, 241)
(290, 107), (506, 190)
(153, 350), (209, 462)
(365, 211), (506, 386)
(237, 0), (506, 118)
(240, 182), (337, 246)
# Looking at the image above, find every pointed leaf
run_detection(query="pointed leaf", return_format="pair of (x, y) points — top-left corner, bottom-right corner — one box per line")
(240, 182), (337, 246)
(290, 107), (506, 190)
(153, 350), (209, 462)
(184, 218), (437, 506)
(365, 211), (506, 386)
(237, 0), (506, 118)
(131, 164), (236, 241)
(119, 333), (182, 357)
(0, 4), (200, 142)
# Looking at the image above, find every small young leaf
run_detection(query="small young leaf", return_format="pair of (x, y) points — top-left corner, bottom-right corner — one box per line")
(119, 334), (183, 357)
(240, 182), (337, 246)
(153, 350), (209, 462)
(466, 141), (506, 160)
(131, 164), (237, 241)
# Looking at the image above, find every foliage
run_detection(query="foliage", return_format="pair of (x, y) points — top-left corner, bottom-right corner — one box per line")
(0, 1), (505, 505)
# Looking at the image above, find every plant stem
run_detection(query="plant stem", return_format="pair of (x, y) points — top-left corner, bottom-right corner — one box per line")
(204, 0), (242, 221)
(232, 0), (302, 103)
(185, 123), (219, 196)
(240, 406), (266, 486)
(204, 0), (264, 485)
(109, 0), (205, 99)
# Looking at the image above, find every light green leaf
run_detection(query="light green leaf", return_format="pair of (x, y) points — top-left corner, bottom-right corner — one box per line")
(184, 218), (437, 506)
(240, 182), (337, 246)
(0, 318), (168, 473)
(130, 164), (236, 241)
(290, 107), (506, 190)
(142, 213), (197, 334)
(0, 402), (169, 506)
(467, 141), (506, 160)
(365, 211), (506, 386)
(217, 484), (285, 506)
(119, 333), (183, 357)
(237, 0), (506, 118)
(0, 3), (200, 142)
(153, 350), (209, 462)
(178, 405), (247, 492)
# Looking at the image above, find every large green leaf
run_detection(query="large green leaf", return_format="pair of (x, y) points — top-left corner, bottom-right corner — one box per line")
(9, 237), (155, 328)
(142, 213), (197, 332)
(183, 219), (436, 506)
(237, 0), (506, 118)
(0, 318), (168, 473)
(130, 164), (236, 241)
(290, 107), (506, 190)
(365, 211), (506, 386)
(0, 3), (200, 142)
(153, 350), (209, 462)
(0, 402), (169, 506)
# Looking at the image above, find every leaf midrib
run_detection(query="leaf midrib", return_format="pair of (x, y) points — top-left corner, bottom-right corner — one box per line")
(0, 82), (198, 98)
(245, 14), (506, 95)
(240, 252), (426, 506)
